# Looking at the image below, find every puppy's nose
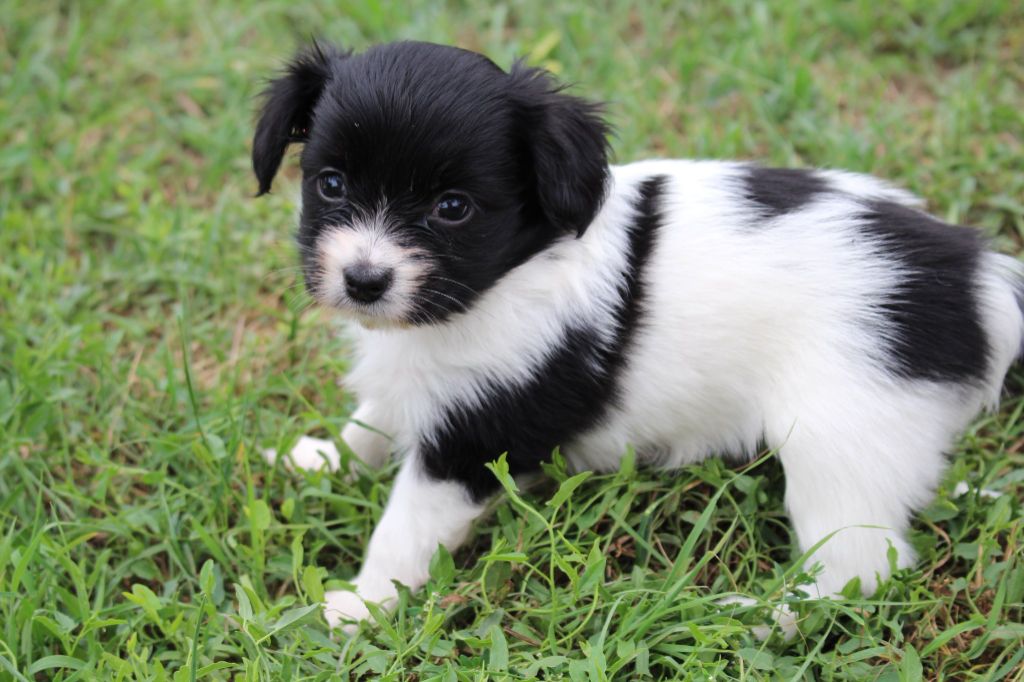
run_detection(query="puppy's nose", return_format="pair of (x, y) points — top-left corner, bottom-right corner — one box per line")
(343, 263), (393, 303)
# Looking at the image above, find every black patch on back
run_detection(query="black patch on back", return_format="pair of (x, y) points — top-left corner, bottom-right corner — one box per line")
(743, 166), (827, 219)
(859, 200), (988, 382)
(421, 176), (668, 500)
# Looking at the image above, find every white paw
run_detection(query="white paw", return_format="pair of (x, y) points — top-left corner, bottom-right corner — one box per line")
(718, 595), (799, 641)
(263, 436), (341, 472)
(340, 419), (392, 469)
(754, 602), (798, 641)
(952, 481), (1003, 500)
(323, 589), (371, 635)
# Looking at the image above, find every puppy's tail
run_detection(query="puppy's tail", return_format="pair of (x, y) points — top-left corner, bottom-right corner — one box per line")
(988, 253), (1024, 361)
(970, 253), (1024, 410)
(1015, 266), (1024, 360)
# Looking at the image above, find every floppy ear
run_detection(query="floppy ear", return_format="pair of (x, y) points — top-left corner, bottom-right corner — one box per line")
(252, 43), (345, 195)
(510, 63), (610, 237)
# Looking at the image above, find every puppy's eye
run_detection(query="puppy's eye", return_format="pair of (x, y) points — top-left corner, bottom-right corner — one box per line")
(431, 193), (473, 224)
(317, 171), (346, 201)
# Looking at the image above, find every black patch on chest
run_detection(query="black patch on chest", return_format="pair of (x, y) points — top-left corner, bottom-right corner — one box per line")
(421, 176), (668, 500)
(859, 200), (988, 382)
(743, 166), (827, 219)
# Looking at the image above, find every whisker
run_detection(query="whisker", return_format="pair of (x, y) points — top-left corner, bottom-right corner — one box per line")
(278, 282), (313, 298)
(261, 266), (307, 283)
(419, 287), (469, 312)
(410, 297), (450, 325)
(283, 292), (318, 315)
(431, 276), (481, 297)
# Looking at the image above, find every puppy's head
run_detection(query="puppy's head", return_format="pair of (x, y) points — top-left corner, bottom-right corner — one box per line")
(253, 41), (609, 327)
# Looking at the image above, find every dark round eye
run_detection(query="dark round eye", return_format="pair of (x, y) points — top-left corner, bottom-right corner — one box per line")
(317, 171), (346, 201)
(431, 193), (473, 224)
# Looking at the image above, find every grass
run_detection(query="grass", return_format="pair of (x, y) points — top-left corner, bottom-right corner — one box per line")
(1, 0), (1023, 679)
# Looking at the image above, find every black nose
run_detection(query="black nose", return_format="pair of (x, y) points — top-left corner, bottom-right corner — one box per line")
(343, 263), (393, 303)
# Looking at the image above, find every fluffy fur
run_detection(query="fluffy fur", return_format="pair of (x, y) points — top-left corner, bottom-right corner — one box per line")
(253, 41), (1024, 635)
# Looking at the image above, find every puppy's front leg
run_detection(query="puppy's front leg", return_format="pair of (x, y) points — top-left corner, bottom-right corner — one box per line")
(324, 454), (485, 630)
(339, 401), (393, 469)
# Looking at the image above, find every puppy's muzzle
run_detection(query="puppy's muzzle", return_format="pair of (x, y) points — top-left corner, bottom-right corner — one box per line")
(343, 262), (394, 303)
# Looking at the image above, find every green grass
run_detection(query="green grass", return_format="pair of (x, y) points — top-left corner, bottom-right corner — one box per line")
(2, 0), (1023, 679)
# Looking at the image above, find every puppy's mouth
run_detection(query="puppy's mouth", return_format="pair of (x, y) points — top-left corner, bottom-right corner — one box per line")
(308, 269), (476, 329)
(305, 269), (416, 329)
(308, 225), (432, 328)
(329, 292), (415, 329)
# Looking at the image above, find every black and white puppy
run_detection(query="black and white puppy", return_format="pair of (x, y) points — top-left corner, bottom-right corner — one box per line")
(254, 41), (1024, 633)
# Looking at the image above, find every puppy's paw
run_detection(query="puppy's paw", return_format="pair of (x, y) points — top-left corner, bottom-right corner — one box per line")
(340, 419), (391, 469)
(717, 595), (799, 641)
(263, 436), (341, 473)
(323, 589), (371, 635)
(752, 602), (798, 642)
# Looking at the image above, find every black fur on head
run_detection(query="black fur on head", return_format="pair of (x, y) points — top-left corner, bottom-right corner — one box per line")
(252, 41), (610, 326)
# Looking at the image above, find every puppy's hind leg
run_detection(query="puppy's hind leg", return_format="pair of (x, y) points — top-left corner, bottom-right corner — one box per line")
(767, 380), (965, 600)
(264, 401), (393, 473)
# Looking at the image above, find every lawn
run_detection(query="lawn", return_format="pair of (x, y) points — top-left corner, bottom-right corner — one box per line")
(2, 1), (1023, 679)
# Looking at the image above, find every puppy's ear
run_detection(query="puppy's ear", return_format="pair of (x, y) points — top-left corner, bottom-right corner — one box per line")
(510, 63), (610, 237)
(253, 43), (345, 195)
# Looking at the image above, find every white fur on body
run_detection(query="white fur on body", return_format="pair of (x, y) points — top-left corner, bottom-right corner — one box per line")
(274, 160), (1024, 633)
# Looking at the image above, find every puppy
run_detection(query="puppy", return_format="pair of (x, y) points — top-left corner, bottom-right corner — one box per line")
(253, 41), (1024, 634)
